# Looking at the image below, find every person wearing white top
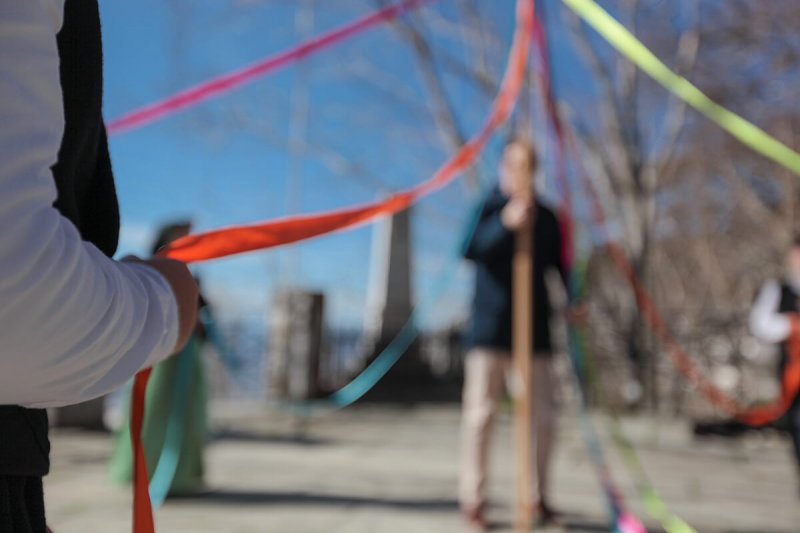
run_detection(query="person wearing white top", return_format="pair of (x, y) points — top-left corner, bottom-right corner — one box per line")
(749, 238), (800, 497)
(1, 1), (199, 530)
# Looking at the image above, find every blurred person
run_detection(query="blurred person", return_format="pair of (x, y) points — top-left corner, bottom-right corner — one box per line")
(459, 138), (569, 529)
(0, 1), (198, 531)
(110, 222), (211, 497)
(749, 236), (800, 496)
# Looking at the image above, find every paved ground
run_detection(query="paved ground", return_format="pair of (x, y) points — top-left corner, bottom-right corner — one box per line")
(44, 401), (800, 533)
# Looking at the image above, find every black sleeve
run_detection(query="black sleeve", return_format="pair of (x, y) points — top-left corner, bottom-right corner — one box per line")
(553, 211), (569, 292)
(464, 199), (513, 261)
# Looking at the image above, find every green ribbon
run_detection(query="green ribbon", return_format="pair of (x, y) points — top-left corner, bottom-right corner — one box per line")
(562, 0), (800, 176)
(570, 274), (694, 533)
(604, 415), (696, 533)
(569, 264), (695, 533)
(571, 310), (696, 533)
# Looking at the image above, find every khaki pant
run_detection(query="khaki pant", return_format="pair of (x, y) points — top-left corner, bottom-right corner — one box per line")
(459, 347), (558, 508)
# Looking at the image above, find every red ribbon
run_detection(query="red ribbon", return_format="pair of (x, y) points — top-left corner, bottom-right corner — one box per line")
(131, 369), (154, 533)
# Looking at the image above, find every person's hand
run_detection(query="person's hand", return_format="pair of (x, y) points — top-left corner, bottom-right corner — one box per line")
(123, 256), (198, 353)
(500, 197), (533, 231)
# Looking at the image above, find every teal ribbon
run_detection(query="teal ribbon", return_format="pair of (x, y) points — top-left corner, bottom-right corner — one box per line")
(148, 338), (197, 508)
(278, 184), (490, 416)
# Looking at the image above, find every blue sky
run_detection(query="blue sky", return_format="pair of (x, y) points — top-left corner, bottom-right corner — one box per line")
(99, 0), (591, 330)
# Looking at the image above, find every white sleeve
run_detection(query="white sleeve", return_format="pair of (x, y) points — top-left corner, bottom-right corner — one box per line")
(749, 280), (792, 344)
(0, 0), (179, 408)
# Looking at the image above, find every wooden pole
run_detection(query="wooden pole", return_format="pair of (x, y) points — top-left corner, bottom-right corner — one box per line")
(513, 10), (537, 519)
(513, 184), (534, 531)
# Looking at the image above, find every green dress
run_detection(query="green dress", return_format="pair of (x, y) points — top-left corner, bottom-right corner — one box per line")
(109, 335), (208, 496)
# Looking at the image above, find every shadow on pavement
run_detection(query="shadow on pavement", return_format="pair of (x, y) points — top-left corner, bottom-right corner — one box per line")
(211, 428), (332, 446)
(168, 489), (459, 513)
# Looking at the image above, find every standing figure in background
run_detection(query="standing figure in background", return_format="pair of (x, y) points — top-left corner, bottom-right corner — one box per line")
(749, 236), (800, 497)
(459, 138), (569, 529)
(110, 221), (210, 497)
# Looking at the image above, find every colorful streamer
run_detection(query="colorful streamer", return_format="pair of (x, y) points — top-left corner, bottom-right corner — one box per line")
(130, 1), (534, 530)
(605, 240), (800, 426)
(537, 14), (800, 525)
(605, 412), (696, 533)
(533, 5), (703, 529)
(533, 8), (647, 531)
(560, 0), (800, 176)
(571, 317), (696, 533)
(159, 0), (531, 263)
(568, 323), (644, 533)
(539, 4), (800, 425)
(107, 0), (436, 135)
(557, 106), (790, 527)
(125, 1), (800, 529)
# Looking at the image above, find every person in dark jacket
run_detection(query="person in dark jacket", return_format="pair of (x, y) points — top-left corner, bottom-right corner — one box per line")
(459, 138), (568, 529)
